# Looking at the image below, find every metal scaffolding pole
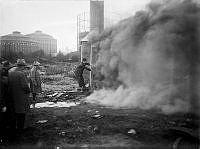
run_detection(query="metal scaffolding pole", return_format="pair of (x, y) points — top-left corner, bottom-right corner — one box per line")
(80, 44), (83, 62)
(77, 15), (80, 52)
(89, 44), (93, 87)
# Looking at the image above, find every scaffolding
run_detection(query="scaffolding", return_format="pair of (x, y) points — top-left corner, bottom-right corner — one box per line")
(76, 0), (104, 88)
(77, 12), (89, 52)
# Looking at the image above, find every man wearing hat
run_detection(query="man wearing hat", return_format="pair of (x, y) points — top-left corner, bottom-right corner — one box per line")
(0, 61), (10, 110)
(0, 61), (10, 142)
(8, 59), (30, 132)
(30, 61), (42, 108)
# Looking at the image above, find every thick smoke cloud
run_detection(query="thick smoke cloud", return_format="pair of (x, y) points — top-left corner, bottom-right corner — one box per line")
(87, 0), (200, 114)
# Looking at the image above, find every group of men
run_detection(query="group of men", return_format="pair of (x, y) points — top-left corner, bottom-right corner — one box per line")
(0, 59), (42, 143)
(0, 58), (91, 143)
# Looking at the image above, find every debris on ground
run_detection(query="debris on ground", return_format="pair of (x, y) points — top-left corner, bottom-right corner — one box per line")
(91, 114), (104, 119)
(55, 93), (64, 98)
(2, 74), (198, 148)
(41, 89), (90, 103)
(52, 93), (58, 97)
(93, 125), (99, 133)
(169, 127), (199, 139)
(128, 129), (136, 135)
(32, 101), (80, 108)
(172, 137), (182, 149)
(87, 110), (92, 112)
(169, 121), (176, 125)
(59, 131), (66, 137)
(36, 120), (48, 124)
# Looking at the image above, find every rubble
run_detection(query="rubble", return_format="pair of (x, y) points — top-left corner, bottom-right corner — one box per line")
(172, 137), (182, 149)
(186, 118), (191, 122)
(93, 126), (99, 133)
(36, 120), (48, 124)
(6, 70), (200, 147)
(1, 65), (198, 148)
(169, 121), (176, 125)
(55, 93), (64, 98)
(59, 131), (66, 137)
(38, 87), (90, 104)
(91, 114), (104, 119)
(127, 129), (136, 135)
(80, 144), (89, 148)
(52, 93), (58, 97)
(32, 101), (80, 108)
(169, 127), (199, 139)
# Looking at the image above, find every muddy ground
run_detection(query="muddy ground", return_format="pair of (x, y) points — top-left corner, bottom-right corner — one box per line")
(1, 76), (199, 149)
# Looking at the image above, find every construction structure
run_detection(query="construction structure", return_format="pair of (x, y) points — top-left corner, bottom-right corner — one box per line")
(77, 0), (104, 52)
(76, 0), (104, 87)
(77, 12), (89, 52)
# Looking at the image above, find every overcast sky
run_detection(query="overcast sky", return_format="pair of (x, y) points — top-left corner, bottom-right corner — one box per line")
(0, 0), (151, 54)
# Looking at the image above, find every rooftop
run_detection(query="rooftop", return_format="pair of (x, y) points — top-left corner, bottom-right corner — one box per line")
(26, 31), (55, 39)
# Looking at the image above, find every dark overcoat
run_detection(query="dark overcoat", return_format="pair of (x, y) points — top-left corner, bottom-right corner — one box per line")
(8, 66), (30, 113)
(74, 62), (91, 87)
(30, 66), (42, 93)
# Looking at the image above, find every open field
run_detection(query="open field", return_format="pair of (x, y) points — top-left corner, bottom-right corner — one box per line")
(1, 75), (199, 149)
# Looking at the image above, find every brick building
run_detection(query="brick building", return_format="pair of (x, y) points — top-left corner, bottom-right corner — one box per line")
(0, 31), (39, 57)
(0, 30), (57, 57)
(26, 31), (57, 56)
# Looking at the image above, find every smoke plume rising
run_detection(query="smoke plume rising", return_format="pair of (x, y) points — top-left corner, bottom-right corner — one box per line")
(87, 0), (200, 114)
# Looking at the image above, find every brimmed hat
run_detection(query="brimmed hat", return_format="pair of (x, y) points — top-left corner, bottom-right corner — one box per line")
(33, 61), (40, 66)
(2, 61), (10, 67)
(16, 59), (26, 66)
(82, 58), (87, 62)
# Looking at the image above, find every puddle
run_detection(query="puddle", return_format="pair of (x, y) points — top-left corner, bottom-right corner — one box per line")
(30, 101), (80, 108)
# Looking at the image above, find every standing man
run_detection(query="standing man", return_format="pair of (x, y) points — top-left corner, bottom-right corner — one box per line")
(74, 58), (91, 90)
(30, 61), (42, 108)
(8, 59), (30, 132)
(0, 61), (10, 143)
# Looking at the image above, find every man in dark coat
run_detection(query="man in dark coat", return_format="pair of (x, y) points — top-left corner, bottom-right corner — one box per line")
(8, 59), (30, 132)
(0, 61), (10, 143)
(74, 58), (91, 89)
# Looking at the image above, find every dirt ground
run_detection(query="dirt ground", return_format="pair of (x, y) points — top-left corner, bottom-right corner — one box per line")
(1, 76), (199, 149)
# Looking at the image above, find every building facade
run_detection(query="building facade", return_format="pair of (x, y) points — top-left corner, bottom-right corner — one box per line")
(0, 31), (39, 57)
(26, 31), (57, 56)
(0, 31), (57, 57)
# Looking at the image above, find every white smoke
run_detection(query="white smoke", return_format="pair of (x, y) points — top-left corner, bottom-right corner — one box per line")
(87, 85), (191, 114)
(86, 0), (200, 114)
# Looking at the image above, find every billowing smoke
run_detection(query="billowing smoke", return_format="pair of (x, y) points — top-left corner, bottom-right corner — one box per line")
(87, 0), (200, 114)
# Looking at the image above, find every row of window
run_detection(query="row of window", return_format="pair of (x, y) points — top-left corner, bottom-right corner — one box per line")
(0, 42), (56, 47)
(0, 42), (38, 46)
(1, 46), (38, 51)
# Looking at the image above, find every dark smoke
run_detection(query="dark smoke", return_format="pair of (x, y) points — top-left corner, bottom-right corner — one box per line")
(87, 0), (200, 114)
